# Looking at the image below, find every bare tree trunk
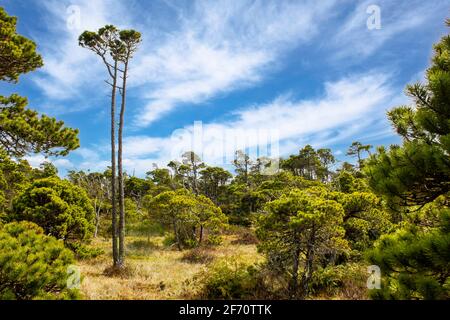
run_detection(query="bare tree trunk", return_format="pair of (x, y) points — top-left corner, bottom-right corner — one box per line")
(289, 245), (301, 299)
(117, 58), (129, 267)
(299, 230), (315, 300)
(110, 60), (118, 266)
(93, 198), (100, 238)
(199, 225), (204, 244)
(174, 220), (182, 251)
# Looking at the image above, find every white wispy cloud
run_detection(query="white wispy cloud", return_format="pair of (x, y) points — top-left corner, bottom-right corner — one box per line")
(330, 0), (448, 60)
(32, 0), (339, 124)
(110, 72), (396, 176)
(32, 0), (131, 100)
(132, 0), (338, 126)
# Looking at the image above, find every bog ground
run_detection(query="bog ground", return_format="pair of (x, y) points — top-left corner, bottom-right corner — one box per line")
(78, 231), (262, 299)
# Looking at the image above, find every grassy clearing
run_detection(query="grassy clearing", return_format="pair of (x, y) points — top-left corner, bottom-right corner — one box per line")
(77, 232), (262, 300)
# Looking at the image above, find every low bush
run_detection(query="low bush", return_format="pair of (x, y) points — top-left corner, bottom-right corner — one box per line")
(181, 248), (215, 264)
(103, 264), (136, 279)
(0, 221), (80, 300)
(231, 230), (259, 245)
(66, 242), (104, 260)
(12, 177), (95, 245)
(127, 239), (158, 256)
(162, 234), (177, 248)
(310, 263), (368, 299)
(205, 234), (223, 246)
(192, 261), (280, 299)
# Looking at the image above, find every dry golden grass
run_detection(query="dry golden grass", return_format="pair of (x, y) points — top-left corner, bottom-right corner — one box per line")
(77, 233), (262, 300)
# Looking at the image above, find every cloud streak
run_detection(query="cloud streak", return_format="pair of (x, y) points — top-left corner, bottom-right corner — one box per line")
(114, 72), (396, 176)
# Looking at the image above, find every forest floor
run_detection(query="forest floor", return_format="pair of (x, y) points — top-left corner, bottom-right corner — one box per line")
(77, 229), (263, 300)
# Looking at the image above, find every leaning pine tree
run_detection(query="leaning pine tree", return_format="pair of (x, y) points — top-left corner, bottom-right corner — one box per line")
(364, 19), (450, 300)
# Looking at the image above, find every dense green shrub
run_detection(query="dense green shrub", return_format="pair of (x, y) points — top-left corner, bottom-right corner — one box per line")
(193, 261), (261, 299)
(181, 247), (215, 264)
(66, 242), (104, 260)
(145, 189), (227, 250)
(310, 263), (368, 299)
(0, 221), (80, 300)
(256, 187), (348, 299)
(12, 177), (95, 244)
(366, 206), (450, 300)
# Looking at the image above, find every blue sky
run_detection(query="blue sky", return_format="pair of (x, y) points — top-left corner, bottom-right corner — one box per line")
(1, 0), (449, 176)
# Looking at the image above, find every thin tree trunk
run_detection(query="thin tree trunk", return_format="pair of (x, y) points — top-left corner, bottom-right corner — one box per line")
(174, 220), (182, 251)
(299, 246), (314, 299)
(290, 245), (301, 299)
(299, 230), (315, 300)
(199, 225), (203, 244)
(110, 60), (118, 266)
(117, 58), (129, 267)
(94, 198), (100, 238)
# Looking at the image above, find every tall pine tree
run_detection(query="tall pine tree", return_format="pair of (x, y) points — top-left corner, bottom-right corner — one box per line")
(364, 19), (450, 300)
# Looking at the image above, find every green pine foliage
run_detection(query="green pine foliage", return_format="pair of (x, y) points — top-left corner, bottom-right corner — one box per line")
(256, 187), (349, 299)
(0, 221), (79, 300)
(0, 94), (79, 157)
(12, 177), (95, 244)
(144, 189), (227, 250)
(364, 21), (450, 300)
(367, 205), (450, 299)
(364, 23), (450, 208)
(0, 8), (79, 158)
(0, 7), (43, 82)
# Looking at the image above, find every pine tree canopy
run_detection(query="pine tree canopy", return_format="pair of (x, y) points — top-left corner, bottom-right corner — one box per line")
(0, 94), (80, 157)
(0, 8), (79, 158)
(11, 177), (95, 244)
(364, 22), (450, 207)
(0, 7), (43, 83)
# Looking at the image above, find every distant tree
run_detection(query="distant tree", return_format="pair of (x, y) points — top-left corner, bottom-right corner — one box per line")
(337, 161), (356, 173)
(233, 150), (252, 186)
(145, 189), (198, 250)
(124, 175), (153, 209)
(281, 145), (334, 181)
(36, 161), (58, 178)
(316, 148), (336, 182)
(147, 167), (180, 192)
(12, 177), (95, 245)
(0, 221), (79, 300)
(199, 166), (232, 205)
(346, 141), (372, 169)
(333, 169), (368, 194)
(195, 194), (228, 244)
(182, 151), (205, 194)
(144, 189), (226, 249)
(256, 187), (348, 299)
(68, 170), (111, 237)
